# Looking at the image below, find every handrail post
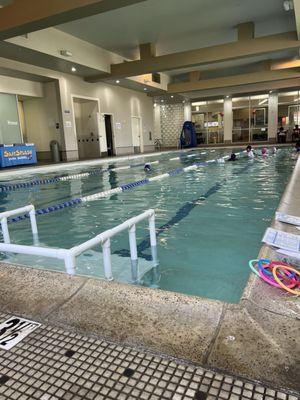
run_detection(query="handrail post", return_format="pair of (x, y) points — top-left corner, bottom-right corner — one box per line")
(1, 217), (10, 244)
(129, 224), (138, 282)
(102, 238), (113, 280)
(29, 207), (38, 236)
(64, 253), (76, 275)
(149, 212), (157, 247)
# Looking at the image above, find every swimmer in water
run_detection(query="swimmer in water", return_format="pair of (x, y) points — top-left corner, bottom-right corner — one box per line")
(272, 147), (277, 155)
(144, 163), (152, 172)
(246, 144), (255, 158)
(228, 153), (237, 161)
(261, 147), (268, 157)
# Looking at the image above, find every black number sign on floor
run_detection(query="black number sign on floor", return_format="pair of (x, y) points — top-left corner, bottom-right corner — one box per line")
(0, 317), (41, 350)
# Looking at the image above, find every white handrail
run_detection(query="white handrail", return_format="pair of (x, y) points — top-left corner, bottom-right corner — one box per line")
(0, 204), (38, 244)
(0, 206), (157, 280)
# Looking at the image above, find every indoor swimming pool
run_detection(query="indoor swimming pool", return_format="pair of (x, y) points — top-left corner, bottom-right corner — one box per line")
(0, 147), (297, 303)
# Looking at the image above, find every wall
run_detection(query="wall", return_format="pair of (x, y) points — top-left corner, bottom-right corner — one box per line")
(0, 75), (44, 98)
(0, 59), (155, 161)
(160, 103), (184, 147)
(59, 75), (154, 158)
(23, 81), (63, 160)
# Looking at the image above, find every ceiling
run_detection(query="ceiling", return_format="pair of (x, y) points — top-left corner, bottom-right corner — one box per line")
(57, 0), (295, 59)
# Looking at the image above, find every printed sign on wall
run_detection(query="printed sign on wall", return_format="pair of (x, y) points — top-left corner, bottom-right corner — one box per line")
(0, 317), (41, 350)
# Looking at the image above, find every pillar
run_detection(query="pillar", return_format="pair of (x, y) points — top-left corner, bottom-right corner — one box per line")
(183, 101), (192, 121)
(224, 97), (233, 144)
(268, 92), (278, 143)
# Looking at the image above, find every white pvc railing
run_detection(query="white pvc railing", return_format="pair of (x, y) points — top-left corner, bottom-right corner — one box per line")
(0, 204), (38, 244)
(0, 207), (157, 281)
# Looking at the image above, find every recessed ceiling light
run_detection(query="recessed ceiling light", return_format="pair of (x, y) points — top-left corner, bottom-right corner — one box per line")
(171, 95), (174, 98)
(226, 95), (230, 98)
(71, 66), (76, 72)
(161, 99), (164, 102)
(144, 87), (147, 91)
(116, 80), (120, 84)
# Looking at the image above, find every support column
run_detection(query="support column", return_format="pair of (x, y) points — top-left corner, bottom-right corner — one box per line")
(224, 97), (233, 144)
(268, 92), (278, 143)
(183, 101), (192, 121)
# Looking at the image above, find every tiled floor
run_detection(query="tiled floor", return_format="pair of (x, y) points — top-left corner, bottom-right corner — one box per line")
(0, 313), (298, 400)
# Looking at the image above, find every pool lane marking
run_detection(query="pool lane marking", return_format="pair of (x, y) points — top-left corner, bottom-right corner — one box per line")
(0, 151), (207, 192)
(6, 151), (249, 222)
(114, 163), (254, 261)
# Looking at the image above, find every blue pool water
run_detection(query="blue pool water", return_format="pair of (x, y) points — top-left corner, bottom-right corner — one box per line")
(0, 147), (297, 303)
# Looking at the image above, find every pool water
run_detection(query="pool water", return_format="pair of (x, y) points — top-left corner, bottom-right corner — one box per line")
(0, 147), (297, 303)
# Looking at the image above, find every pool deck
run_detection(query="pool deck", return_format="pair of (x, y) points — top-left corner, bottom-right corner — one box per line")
(0, 147), (299, 395)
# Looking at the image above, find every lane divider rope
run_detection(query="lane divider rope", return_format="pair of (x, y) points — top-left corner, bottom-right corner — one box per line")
(0, 151), (205, 193)
(7, 150), (249, 222)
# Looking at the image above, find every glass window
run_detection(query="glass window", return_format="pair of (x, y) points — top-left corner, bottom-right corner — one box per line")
(249, 94), (268, 142)
(232, 96), (250, 142)
(278, 90), (300, 142)
(192, 99), (224, 144)
(232, 94), (268, 142)
(0, 93), (22, 144)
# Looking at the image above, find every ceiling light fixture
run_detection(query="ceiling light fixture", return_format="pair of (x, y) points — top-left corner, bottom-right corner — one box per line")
(161, 99), (164, 102)
(71, 66), (76, 72)
(143, 87), (147, 91)
(116, 80), (120, 84)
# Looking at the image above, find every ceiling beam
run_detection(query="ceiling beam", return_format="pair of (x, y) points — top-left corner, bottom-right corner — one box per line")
(237, 22), (255, 41)
(168, 69), (300, 93)
(189, 71), (201, 82)
(271, 58), (300, 70)
(85, 31), (299, 82)
(0, 0), (146, 40)
(139, 43), (156, 59)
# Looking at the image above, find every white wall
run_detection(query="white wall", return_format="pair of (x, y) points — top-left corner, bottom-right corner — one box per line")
(0, 60), (155, 160)
(61, 75), (154, 157)
(0, 75), (43, 97)
(23, 81), (62, 153)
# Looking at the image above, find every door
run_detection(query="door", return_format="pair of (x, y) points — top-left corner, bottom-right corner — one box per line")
(104, 114), (114, 156)
(131, 116), (142, 153)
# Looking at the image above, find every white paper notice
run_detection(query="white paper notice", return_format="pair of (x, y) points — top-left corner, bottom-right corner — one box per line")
(276, 212), (300, 226)
(262, 228), (300, 252)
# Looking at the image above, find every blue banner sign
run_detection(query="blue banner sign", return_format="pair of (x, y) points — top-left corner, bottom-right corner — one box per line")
(0, 144), (37, 168)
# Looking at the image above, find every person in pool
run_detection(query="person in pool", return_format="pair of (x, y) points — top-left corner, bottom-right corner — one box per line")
(228, 153), (237, 161)
(295, 140), (300, 152)
(246, 145), (255, 158)
(261, 147), (268, 157)
(144, 163), (152, 172)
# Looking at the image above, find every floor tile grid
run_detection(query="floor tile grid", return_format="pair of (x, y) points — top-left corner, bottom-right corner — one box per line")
(0, 313), (299, 400)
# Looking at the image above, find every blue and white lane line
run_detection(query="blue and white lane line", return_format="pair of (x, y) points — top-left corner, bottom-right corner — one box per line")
(0, 151), (205, 192)
(6, 151), (247, 222)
